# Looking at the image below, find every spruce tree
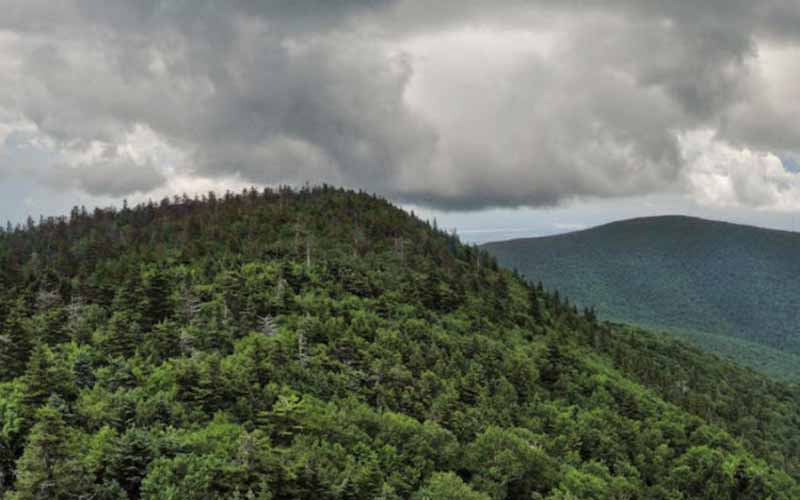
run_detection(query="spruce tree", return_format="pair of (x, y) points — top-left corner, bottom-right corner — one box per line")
(528, 286), (542, 323)
(73, 350), (95, 389)
(98, 311), (142, 360)
(0, 298), (32, 381)
(14, 406), (83, 499)
(0, 380), (25, 491)
(142, 267), (171, 330)
(108, 428), (154, 499)
(22, 345), (55, 410)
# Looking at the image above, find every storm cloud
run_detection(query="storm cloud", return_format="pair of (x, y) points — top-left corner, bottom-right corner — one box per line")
(0, 0), (799, 210)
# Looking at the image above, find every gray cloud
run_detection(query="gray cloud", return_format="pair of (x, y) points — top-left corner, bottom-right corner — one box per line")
(0, 0), (799, 209)
(48, 158), (166, 197)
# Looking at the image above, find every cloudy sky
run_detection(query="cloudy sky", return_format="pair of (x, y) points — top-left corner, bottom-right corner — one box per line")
(1, 0), (799, 242)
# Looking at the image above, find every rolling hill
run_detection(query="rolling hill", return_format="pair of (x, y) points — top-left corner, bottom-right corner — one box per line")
(1, 192), (800, 498)
(483, 215), (800, 381)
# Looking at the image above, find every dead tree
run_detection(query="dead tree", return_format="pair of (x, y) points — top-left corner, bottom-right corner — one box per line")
(260, 315), (277, 337)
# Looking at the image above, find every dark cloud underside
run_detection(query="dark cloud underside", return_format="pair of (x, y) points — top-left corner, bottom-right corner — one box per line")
(0, 0), (798, 210)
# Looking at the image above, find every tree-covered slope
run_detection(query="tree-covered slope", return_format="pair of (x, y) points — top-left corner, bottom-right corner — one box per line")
(483, 216), (800, 381)
(1, 189), (800, 499)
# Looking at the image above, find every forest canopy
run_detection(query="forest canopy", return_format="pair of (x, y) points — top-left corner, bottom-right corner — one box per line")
(0, 186), (799, 499)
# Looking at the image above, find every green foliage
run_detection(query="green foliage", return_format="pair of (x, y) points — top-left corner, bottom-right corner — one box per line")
(0, 187), (797, 499)
(0, 299), (33, 381)
(0, 381), (25, 490)
(484, 215), (800, 381)
(13, 406), (85, 499)
(464, 426), (558, 498)
(412, 472), (489, 500)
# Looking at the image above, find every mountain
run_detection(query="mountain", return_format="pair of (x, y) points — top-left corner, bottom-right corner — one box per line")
(482, 215), (800, 381)
(1, 190), (800, 499)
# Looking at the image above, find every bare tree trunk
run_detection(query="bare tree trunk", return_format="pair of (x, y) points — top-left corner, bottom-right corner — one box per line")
(305, 236), (312, 268)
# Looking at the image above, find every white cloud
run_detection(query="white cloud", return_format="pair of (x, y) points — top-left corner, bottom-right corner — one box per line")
(681, 130), (800, 211)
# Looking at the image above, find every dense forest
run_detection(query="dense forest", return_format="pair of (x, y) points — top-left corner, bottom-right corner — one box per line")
(483, 216), (800, 382)
(1, 187), (800, 499)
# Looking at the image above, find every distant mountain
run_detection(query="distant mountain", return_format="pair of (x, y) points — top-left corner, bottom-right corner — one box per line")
(483, 215), (800, 381)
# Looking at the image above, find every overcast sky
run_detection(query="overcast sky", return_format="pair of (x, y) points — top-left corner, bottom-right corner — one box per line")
(1, 0), (799, 242)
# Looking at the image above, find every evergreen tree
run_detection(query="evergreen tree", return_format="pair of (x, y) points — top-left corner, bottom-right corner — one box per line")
(108, 429), (155, 500)
(413, 472), (489, 500)
(0, 380), (25, 491)
(0, 298), (32, 381)
(13, 406), (84, 499)
(73, 350), (95, 389)
(142, 267), (171, 330)
(528, 286), (542, 324)
(112, 273), (145, 323)
(98, 311), (142, 359)
(22, 345), (56, 410)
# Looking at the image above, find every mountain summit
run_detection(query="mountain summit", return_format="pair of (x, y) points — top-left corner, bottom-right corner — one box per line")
(1, 191), (799, 498)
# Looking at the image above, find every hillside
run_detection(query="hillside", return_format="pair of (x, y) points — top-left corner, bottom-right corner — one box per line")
(483, 216), (800, 381)
(1, 190), (800, 499)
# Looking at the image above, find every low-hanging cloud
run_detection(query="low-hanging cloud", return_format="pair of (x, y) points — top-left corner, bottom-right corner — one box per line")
(0, 0), (799, 210)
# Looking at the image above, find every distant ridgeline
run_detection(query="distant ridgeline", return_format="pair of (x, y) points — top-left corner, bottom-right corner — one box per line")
(1, 188), (800, 498)
(483, 215), (800, 382)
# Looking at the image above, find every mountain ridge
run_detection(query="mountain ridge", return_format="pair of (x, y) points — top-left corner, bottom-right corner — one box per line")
(489, 214), (800, 244)
(1, 188), (800, 498)
(483, 214), (800, 381)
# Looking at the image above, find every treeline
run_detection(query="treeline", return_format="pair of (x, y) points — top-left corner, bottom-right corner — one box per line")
(0, 186), (799, 499)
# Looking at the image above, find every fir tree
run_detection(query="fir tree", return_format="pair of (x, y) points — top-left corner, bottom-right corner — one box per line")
(142, 267), (172, 330)
(0, 298), (32, 381)
(98, 311), (142, 359)
(13, 406), (84, 499)
(22, 345), (55, 410)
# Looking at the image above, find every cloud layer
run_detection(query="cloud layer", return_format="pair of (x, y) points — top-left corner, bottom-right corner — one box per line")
(1, 0), (799, 210)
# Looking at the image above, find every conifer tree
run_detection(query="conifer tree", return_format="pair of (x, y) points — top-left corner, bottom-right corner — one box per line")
(112, 273), (145, 323)
(528, 286), (542, 323)
(0, 298), (33, 381)
(13, 406), (83, 499)
(142, 267), (172, 330)
(98, 311), (142, 360)
(73, 350), (95, 390)
(22, 345), (64, 412)
(0, 380), (25, 491)
(108, 428), (154, 499)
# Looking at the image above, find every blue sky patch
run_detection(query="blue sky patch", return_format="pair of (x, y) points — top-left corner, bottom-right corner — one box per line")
(781, 156), (800, 173)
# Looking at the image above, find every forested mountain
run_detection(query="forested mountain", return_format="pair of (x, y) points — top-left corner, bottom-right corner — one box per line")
(483, 216), (800, 381)
(1, 188), (800, 499)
